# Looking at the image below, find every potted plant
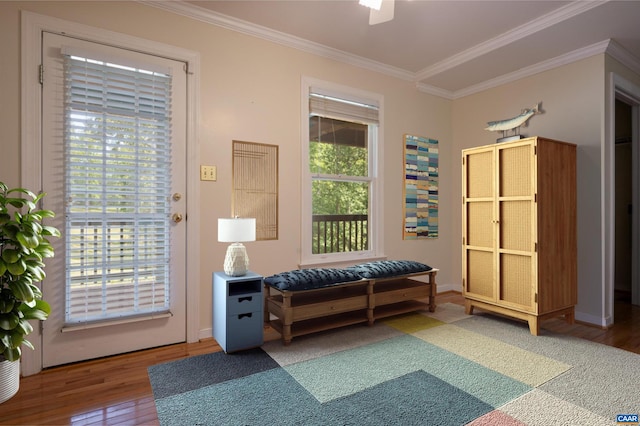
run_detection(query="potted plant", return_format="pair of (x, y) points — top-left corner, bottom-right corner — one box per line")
(0, 182), (60, 403)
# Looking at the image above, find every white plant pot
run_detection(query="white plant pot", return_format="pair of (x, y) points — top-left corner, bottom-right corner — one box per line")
(0, 359), (20, 404)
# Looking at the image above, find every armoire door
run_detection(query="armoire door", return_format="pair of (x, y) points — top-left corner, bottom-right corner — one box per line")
(462, 146), (496, 302)
(496, 142), (537, 313)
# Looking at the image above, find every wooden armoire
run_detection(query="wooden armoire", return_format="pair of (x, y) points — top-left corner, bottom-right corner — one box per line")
(461, 136), (577, 335)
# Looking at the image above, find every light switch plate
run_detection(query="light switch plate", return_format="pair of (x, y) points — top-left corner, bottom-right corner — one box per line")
(200, 165), (217, 181)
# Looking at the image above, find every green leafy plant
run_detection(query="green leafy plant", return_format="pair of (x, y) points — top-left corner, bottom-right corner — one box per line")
(0, 182), (60, 361)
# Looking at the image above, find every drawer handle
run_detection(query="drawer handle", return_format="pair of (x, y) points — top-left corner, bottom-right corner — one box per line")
(238, 296), (253, 303)
(238, 313), (253, 319)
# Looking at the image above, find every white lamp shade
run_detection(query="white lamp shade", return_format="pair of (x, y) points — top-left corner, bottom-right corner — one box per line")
(359, 0), (382, 10)
(218, 218), (256, 243)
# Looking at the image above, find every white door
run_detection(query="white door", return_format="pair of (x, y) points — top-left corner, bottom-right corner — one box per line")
(40, 32), (187, 367)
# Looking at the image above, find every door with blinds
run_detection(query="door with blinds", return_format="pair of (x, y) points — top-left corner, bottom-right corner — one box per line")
(40, 33), (187, 367)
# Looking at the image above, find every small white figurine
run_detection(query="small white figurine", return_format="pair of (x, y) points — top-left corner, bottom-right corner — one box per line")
(485, 103), (542, 139)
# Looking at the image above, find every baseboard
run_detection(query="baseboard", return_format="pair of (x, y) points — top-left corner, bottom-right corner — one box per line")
(436, 282), (461, 294)
(575, 310), (610, 328)
(200, 327), (213, 340)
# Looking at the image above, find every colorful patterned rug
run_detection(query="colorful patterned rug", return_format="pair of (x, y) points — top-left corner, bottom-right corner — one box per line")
(148, 303), (638, 425)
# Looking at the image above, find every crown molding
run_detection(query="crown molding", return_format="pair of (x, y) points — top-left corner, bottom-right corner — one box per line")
(606, 39), (640, 75)
(447, 39), (610, 99)
(415, 0), (607, 81)
(139, 0), (415, 82)
(415, 83), (455, 100)
(141, 1), (639, 100)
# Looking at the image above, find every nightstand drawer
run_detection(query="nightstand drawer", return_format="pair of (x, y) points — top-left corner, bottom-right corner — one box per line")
(227, 293), (262, 315)
(225, 312), (263, 352)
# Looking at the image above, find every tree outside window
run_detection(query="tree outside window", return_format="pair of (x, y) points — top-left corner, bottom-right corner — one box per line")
(309, 116), (370, 254)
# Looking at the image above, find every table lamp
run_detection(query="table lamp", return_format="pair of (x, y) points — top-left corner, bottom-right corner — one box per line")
(218, 217), (256, 276)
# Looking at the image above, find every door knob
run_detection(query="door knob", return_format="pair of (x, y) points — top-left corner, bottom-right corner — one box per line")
(172, 213), (183, 223)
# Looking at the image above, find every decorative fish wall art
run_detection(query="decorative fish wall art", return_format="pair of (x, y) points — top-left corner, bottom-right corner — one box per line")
(485, 102), (543, 140)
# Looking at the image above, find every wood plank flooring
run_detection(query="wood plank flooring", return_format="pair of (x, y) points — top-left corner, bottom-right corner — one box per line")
(1, 291), (638, 425)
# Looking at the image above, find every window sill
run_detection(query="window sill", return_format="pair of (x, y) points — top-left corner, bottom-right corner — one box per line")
(61, 311), (172, 333)
(299, 254), (387, 270)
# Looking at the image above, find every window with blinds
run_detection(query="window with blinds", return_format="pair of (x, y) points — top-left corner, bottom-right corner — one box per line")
(307, 87), (379, 256)
(63, 53), (172, 325)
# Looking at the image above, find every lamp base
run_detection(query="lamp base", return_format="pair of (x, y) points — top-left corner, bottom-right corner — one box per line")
(224, 243), (250, 276)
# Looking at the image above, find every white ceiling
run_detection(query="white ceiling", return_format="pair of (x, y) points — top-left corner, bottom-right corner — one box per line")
(153, 0), (640, 98)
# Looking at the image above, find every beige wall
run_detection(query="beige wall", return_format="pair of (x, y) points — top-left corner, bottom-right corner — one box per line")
(0, 1), (454, 336)
(0, 3), (22, 188)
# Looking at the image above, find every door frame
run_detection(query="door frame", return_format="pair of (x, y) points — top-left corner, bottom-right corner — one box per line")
(21, 11), (201, 376)
(606, 72), (640, 326)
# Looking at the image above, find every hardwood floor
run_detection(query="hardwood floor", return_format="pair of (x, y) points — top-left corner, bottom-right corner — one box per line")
(1, 291), (638, 425)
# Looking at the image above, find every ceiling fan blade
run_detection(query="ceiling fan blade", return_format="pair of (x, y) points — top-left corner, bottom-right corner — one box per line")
(369, 0), (394, 25)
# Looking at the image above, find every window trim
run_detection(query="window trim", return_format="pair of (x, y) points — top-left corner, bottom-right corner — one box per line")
(300, 76), (385, 267)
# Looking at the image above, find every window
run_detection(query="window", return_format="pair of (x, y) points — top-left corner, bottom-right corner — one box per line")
(302, 79), (383, 265)
(63, 51), (173, 324)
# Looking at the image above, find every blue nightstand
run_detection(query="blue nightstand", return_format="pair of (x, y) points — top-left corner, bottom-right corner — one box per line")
(213, 271), (264, 353)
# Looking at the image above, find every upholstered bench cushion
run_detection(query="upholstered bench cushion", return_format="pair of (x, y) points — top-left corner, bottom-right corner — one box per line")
(264, 268), (363, 291)
(347, 260), (432, 279)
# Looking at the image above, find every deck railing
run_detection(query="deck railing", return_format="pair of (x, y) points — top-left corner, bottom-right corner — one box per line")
(312, 214), (368, 254)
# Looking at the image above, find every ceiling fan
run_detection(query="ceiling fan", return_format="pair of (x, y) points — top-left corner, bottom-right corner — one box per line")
(359, 0), (395, 25)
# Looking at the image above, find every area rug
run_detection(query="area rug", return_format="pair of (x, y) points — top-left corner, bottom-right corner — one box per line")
(148, 303), (639, 425)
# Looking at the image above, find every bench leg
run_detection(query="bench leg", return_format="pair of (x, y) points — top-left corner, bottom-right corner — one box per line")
(282, 293), (293, 345)
(282, 325), (292, 345)
(263, 283), (270, 324)
(428, 271), (437, 312)
(367, 281), (375, 325)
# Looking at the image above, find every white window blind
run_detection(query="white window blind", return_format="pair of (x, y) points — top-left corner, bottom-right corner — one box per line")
(309, 90), (379, 124)
(63, 53), (173, 325)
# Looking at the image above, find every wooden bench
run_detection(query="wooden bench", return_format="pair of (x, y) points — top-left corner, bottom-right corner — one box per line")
(264, 268), (437, 345)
